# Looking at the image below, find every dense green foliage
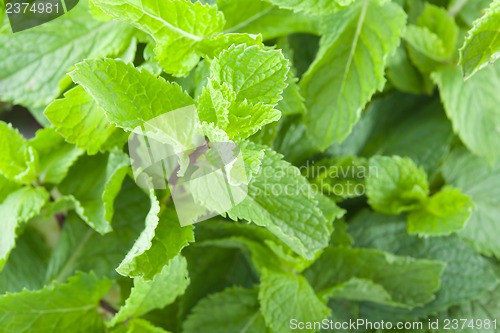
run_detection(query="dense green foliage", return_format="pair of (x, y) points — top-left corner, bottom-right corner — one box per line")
(1, 0), (500, 332)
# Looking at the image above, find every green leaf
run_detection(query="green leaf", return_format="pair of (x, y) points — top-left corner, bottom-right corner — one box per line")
(208, 44), (289, 105)
(218, 0), (319, 40)
(404, 4), (459, 73)
(28, 128), (83, 184)
(90, 0), (225, 76)
(117, 192), (194, 280)
(442, 148), (500, 258)
(349, 211), (499, 320)
(0, 272), (112, 332)
(261, 0), (354, 15)
(304, 247), (445, 308)
(58, 149), (130, 234)
(0, 186), (49, 271)
(70, 59), (194, 132)
(407, 186), (474, 237)
(110, 255), (189, 326)
(366, 156), (429, 215)
(0, 121), (38, 184)
(227, 144), (331, 259)
(301, 0), (406, 150)
(45, 179), (151, 283)
(460, 0), (500, 79)
(44, 86), (124, 155)
(0, 175), (20, 204)
(0, 2), (135, 107)
(259, 270), (330, 333)
(432, 62), (500, 162)
(183, 287), (269, 333)
(0, 227), (51, 294)
(125, 319), (171, 333)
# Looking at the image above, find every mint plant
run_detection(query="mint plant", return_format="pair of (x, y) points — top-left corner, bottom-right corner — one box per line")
(1, 0), (500, 332)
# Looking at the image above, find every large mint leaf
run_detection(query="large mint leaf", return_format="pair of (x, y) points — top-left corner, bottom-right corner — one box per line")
(46, 179), (150, 283)
(262, 0), (353, 15)
(117, 191), (194, 280)
(259, 270), (330, 333)
(44, 86), (124, 155)
(0, 272), (112, 332)
(183, 287), (269, 333)
(349, 211), (498, 320)
(304, 247), (444, 308)
(301, 0), (406, 150)
(407, 186), (474, 237)
(110, 255), (189, 326)
(227, 144), (331, 260)
(432, 62), (500, 162)
(70, 59), (194, 131)
(0, 187), (49, 271)
(366, 156), (429, 215)
(0, 175), (20, 203)
(442, 148), (500, 258)
(0, 121), (38, 184)
(28, 128), (83, 184)
(58, 149), (130, 234)
(0, 2), (135, 107)
(90, 0), (225, 76)
(460, 0), (500, 79)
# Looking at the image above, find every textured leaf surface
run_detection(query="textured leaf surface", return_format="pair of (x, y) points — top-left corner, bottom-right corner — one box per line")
(262, 0), (354, 15)
(110, 255), (189, 326)
(44, 86), (123, 155)
(0, 273), (111, 333)
(71, 59), (194, 132)
(443, 149), (500, 258)
(0, 122), (38, 184)
(0, 187), (49, 271)
(301, 0), (406, 149)
(259, 270), (330, 333)
(227, 145), (331, 259)
(460, 0), (500, 79)
(117, 194), (194, 280)
(0, 2), (134, 107)
(90, 0), (225, 76)
(407, 186), (474, 237)
(183, 287), (269, 333)
(433, 62), (500, 162)
(366, 156), (429, 215)
(58, 150), (130, 234)
(304, 247), (444, 308)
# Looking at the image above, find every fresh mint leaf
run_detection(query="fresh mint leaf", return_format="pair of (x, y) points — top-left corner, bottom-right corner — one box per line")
(183, 287), (269, 333)
(89, 0), (225, 76)
(0, 272), (112, 332)
(0, 186), (49, 271)
(110, 255), (189, 326)
(459, 0), (500, 79)
(432, 62), (500, 162)
(366, 156), (429, 215)
(407, 186), (474, 237)
(28, 128), (83, 184)
(227, 145), (331, 260)
(70, 59), (195, 132)
(117, 191), (194, 280)
(262, 0), (354, 15)
(259, 270), (330, 333)
(44, 86), (124, 155)
(301, 0), (406, 150)
(0, 2), (135, 107)
(58, 149), (130, 234)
